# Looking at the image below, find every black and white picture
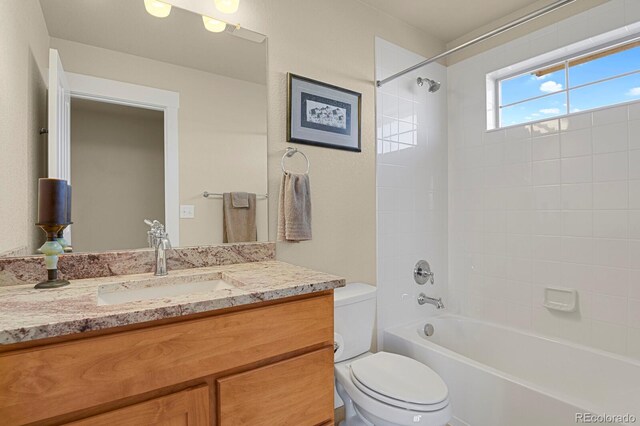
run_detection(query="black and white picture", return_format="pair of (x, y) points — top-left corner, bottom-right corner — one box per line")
(287, 74), (361, 152)
(301, 93), (350, 135)
(306, 102), (346, 129)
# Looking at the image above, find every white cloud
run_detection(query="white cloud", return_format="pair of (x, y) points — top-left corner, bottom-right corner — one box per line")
(539, 108), (560, 114)
(540, 81), (563, 93)
(627, 87), (640, 96)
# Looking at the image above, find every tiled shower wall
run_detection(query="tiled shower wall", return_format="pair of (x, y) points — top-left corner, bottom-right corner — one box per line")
(375, 38), (448, 346)
(448, 0), (640, 358)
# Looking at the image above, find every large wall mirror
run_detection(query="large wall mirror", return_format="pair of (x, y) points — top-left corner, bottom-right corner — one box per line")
(1, 0), (268, 257)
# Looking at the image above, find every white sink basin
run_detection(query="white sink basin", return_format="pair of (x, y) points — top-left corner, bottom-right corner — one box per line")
(97, 278), (235, 306)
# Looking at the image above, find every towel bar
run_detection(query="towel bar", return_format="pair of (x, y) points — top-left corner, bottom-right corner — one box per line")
(203, 192), (268, 199)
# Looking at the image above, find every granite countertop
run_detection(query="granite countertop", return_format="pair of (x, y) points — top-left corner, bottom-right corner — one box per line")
(0, 260), (345, 345)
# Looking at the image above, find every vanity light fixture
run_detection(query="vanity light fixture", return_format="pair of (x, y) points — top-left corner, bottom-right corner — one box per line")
(202, 15), (227, 33)
(142, 0), (240, 36)
(144, 0), (172, 18)
(214, 0), (239, 14)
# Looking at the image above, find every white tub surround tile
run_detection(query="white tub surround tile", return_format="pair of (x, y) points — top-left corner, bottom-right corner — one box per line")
(594, 152), (629, 182)
(376, 38), (448, 346)
(448, 0), (640, 359)
(561, 128), (592, 158)
(561, 156), (592, 184)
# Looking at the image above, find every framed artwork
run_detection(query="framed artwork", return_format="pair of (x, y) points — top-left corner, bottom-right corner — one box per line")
(287, 73), (361, 152)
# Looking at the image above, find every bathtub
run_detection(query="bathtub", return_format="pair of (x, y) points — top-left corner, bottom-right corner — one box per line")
(384, 315), (640, 426)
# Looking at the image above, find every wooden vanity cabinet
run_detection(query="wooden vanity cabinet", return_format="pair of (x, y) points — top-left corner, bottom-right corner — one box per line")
(0, 291), (335, 426)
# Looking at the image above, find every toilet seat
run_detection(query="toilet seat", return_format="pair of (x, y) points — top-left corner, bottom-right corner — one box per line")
(335, 352), (451, 426)
(350, 370), (450, 412)
(349, 352), (449, 412)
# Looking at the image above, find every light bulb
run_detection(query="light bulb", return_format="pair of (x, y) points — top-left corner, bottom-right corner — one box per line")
(214, 0), (239, 14)
(202, 15), (227, 33)
(144, 0), (172, 18)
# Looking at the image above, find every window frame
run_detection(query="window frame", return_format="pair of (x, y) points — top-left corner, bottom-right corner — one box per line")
(492, 35), (640, 129)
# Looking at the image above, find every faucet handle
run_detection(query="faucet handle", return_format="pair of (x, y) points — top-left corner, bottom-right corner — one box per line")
(144, 219), (161, 229)
(144, 219), (168, 247)
(414, 260), (435, 285)
(144, 219), (163, 229)
(144, 220), (165, 234)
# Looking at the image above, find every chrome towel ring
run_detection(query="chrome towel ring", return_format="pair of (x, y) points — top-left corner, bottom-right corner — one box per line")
(281, 147), (309, 175)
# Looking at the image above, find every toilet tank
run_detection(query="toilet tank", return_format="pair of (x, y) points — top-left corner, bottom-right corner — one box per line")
(334, 283), (376, 362)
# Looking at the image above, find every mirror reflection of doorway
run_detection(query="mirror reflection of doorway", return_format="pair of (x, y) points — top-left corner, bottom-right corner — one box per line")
(70, 99), (164, 252)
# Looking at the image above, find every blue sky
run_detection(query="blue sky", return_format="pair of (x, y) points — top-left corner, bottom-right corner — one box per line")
(500, 44), (640, 126)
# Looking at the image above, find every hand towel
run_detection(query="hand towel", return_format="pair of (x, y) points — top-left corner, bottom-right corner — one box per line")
(277, 173), (312, 242)
(231, 192), (249, 208)
(223, 192), (257, 243)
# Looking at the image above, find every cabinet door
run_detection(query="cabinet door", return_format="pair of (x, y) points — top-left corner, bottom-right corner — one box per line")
(217, 348), (334, 426)
(66, 385), (210, 426)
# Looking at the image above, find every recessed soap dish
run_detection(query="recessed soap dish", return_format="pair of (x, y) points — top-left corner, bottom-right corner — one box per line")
(543, 287), (578, 312)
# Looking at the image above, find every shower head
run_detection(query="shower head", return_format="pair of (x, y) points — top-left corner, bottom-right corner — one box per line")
(417, 77), (441, 93)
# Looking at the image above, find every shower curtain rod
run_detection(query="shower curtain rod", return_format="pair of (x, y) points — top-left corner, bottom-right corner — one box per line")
(375, 0), (577, 87)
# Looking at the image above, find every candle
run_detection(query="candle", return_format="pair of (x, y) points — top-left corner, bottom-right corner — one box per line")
(66, 184), (72, 224)
(38, 178), (68, 225)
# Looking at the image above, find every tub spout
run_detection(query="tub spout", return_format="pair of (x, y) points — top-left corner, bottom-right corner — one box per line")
(417, 293), (444, 309)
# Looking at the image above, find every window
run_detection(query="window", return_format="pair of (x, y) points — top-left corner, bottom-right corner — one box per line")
(497, 39), (640, 128)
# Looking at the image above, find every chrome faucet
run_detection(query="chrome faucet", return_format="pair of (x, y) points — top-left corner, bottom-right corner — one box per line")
(144, 219), (171, 276)
(417, 293), (445, 309)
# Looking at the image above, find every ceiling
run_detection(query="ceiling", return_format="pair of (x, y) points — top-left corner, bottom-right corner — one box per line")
(359, 0), (549, 43)
(39, 0), (267, 85)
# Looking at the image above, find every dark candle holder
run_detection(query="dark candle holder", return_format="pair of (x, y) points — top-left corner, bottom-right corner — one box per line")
(35, 223), (71, 289)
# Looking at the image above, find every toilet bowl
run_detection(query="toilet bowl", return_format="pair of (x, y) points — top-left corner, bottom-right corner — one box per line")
(334, 283), (451, 426)
(335, 352), (451, 426)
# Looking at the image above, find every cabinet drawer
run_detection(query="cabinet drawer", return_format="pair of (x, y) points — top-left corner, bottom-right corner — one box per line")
(217, 348), (334, 426)
(66, 385), (210, 426)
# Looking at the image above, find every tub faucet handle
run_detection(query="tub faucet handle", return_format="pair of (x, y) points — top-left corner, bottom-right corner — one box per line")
(414, 260), (435, 285)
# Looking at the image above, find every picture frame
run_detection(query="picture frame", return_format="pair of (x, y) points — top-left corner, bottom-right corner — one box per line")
(287, 73), (361, 152)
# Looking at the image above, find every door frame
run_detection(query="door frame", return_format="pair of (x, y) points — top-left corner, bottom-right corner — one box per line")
(66, 73), (180, 246)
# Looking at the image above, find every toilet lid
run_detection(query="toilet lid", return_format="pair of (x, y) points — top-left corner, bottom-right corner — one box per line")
(350, 352), (448, 405)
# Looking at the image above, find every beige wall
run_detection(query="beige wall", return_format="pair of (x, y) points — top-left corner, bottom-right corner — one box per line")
(50, 37), (269, 247)
(258, 1), (443, 285)
(261, 2), (373, 284)
(0, 0), (49, 256)
(169, 0), (446, 284)
(70, 100), (165, 252)
(259, 3), (443, 285)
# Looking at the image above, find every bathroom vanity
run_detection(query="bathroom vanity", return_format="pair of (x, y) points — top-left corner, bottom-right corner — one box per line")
(0, 253), (344, 425)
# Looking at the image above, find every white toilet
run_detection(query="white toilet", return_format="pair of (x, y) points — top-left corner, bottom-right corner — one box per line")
(334, 283), (451, 426)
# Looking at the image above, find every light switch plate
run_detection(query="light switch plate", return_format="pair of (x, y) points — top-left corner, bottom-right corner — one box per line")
(180, 205), (195, 219)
